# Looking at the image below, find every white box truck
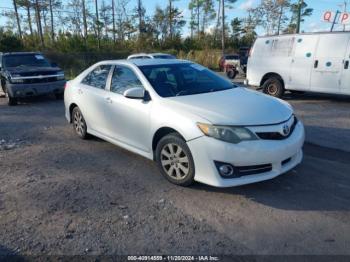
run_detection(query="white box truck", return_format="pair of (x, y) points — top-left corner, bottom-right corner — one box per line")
(246, 32), (350, 97)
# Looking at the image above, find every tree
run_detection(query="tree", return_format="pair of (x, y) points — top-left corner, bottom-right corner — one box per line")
(251, 0), (286, 35)
(17, 0), (34, 35)
(111, 0), (116, 42)
(95, 0), (101, 49)
(35, 0), (44, 47)
(167, 1), (185, 40)
(276, 0), (291, 35)
(201, 0), (216, 33)
(100, 0), (112, 38)
(285, 0), (313, 33)
(13, 0), (23, 39)
(82, 0), (88, 43)
(189, 0), (216, 38)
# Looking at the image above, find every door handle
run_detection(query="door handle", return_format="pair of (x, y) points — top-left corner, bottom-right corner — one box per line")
(78, 88), (83, 94)
(105, 97), (112, 104)
(345, 60), (349, 69)
(314, 60), (319, 68)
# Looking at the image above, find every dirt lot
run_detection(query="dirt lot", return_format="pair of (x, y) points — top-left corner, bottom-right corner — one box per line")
(0, 91), (350, 256)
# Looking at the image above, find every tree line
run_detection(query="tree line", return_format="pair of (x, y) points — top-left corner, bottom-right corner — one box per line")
(0, 0), (313, 53)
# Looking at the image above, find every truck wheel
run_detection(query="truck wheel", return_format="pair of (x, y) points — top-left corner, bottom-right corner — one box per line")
(4, 87), (17, 106)
(262, 77), (284, 98)
(226, 70), (237, 79)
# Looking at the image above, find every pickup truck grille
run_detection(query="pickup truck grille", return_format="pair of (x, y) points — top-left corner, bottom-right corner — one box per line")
(22, 77), (59, 84)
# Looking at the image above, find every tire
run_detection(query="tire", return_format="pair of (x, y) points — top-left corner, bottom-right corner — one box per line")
(262, 77), (285, 98)
(4, 86), (17, 106)
(55, 93), (64, 100)
(72, 107), (88, 139)
(155, 133), (195, 187)
(226, 69), (237, 79)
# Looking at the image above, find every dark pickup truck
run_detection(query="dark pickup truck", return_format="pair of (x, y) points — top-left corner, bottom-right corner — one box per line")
(0, 52), (66, 105)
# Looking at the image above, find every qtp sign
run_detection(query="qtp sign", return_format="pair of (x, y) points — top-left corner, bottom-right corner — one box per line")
(323, 11), (350, 25)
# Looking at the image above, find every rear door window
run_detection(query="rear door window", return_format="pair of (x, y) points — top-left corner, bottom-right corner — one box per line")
(82, 65), (112, 89)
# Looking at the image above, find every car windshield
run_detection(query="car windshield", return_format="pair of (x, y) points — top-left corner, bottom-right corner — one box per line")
(152, 55), (176, 59)
(225, 55), (239, 60)
(139, 63), (235, 97)
(3, 54), (51, 68)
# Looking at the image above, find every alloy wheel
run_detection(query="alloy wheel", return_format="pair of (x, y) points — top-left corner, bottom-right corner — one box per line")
(73, 110), (85, 136)
(160, 143), (190, 180)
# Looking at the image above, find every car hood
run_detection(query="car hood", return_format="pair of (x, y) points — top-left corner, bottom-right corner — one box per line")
(166, 87), (293, 126)
(6, 66), (61, 76)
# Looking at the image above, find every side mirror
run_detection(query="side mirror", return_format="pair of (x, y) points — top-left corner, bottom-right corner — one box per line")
(51, 62), (58, 67)
(123, 87), (145, 99)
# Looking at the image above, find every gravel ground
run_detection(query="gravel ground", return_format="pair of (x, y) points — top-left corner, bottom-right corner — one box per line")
(0, 92), (349, 256)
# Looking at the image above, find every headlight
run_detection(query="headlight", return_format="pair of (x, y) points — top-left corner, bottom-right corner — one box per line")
(197, 123), (258, 144)
(57, 71), (65, 80)
(10, 78), (24, 83)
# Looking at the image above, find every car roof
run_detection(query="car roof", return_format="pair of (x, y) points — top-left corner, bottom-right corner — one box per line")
(100, 59), (190, 67)
(2, 51), (42, 56)
(128, 53), (149, 57)
(148, 53), (174, 56)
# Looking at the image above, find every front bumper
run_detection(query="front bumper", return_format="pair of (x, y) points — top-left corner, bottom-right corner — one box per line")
(187, 121), (305, 187)
(7, 80), (66, 98)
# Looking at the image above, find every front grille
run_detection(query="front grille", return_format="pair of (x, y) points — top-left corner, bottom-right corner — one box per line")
(18, 71), (57, 77)
(22, 77), (59, 84)
(256, 117), (298, 140)
(236, 163), (273, 176)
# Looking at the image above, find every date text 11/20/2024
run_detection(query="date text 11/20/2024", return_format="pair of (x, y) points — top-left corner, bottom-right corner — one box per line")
(127, 255), (220, 261)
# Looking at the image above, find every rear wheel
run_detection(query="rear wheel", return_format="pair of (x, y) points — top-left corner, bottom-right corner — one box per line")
(226, 69), (237, 79)
(262, 77), (284, 98)
(156, 133), (195, 186)
(72, 107), (88, 139)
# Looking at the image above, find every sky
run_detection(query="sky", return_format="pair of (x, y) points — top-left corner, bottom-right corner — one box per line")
(0, 0), (349, 36)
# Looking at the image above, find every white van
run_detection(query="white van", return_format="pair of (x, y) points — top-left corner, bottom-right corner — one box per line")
(246, 32), (350, 97)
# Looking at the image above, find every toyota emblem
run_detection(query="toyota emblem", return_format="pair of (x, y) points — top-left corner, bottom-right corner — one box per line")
(282, 124), (290, 136)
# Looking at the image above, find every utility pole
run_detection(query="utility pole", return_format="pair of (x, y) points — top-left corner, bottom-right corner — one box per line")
(331, 10), (341, 32)
(221, 0), (225, 56)
(296, 0), (303, 33)
(13, 0), (23, 39)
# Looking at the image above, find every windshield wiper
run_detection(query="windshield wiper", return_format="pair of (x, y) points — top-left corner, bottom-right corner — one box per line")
(175, 90), (190, 96)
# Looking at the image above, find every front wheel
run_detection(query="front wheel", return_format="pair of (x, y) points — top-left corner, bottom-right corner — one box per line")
(156, 133), (195, 186)
(4, 87), (17, 106)
(262, 77), (284, 98)
(72, 107), (88, 139)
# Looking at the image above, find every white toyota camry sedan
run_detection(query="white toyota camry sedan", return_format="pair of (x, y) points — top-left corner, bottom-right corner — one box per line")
(64, 59), (305, 187)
